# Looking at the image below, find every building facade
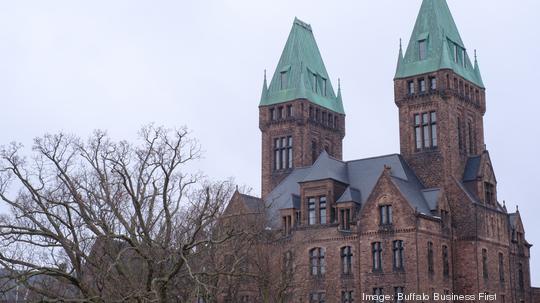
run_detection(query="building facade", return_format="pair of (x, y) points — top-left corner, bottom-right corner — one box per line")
(223, 1), (537, 302)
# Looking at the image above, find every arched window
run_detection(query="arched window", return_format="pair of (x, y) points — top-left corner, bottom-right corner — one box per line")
(341, 246), (353, 275)
(283, 251), (293, 278)
(393, 240), (404, 271)
(309, 248), (325, 276)
(372, 242), (382, 271)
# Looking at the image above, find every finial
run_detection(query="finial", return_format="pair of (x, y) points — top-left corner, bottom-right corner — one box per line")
(338, 78), (341, 90)
(264, 69), (267, 81)
(516, 205), (519, 211)
(474, 49), (477, 61)
(235, 185), (239, 192)
(399, 38), (402, 50)
(503, 200), (506, 206)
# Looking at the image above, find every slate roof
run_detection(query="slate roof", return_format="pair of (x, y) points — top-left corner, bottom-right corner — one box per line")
(260, 18), (344, 114)
(395, 0), (484, 87)
(337, 187), (361, 204)
(264, 152), (435, 228)
(463, 155), (482, 181)
(238, 193), (265, 213)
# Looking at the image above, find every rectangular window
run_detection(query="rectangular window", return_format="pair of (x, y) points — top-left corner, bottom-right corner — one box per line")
(499, 253), (505, 283)
(280, 71), (288, 90)
(341, 246), (353, 275)
(422, 113), (430, 148)
(379, 205), (393, 225)
(341, 291), (353, 303)
(270, 108), (276, 121)
(419, 78), (426, 92)
(373, 288), (383, 303)
(430, 77), (437, 90)
(408, 81), (415, 95)
(274, 136), (293, 171)
(340, 208), (351, 230)
(457, 117), (463, 151)
(395, 287), (405, 303)
(428, 241), (434, 274)
(288, 136), (293, 168)
(372, 242), (382, 271)
(431, 112), (437, 147)
(393, 240), (404, 271)
(462, 49), (466, 67)
(319, 196), (327, 225)
(419, 39), (427, 60)
(467, 121), (474, 154)
(453, 43), (459, 63)
(485, 182), (495, 205)
(482, 249), (489, 279)
(312, 74), (318, 93)
(442, 245), (449, 277)
(278, 106), (284, 119)
(308, 198), (316, 225)
(309, 292), (326, 303)
(322, 79), (327, 96)
(287, 105), (293, 117)
(414, 114), (422, 149)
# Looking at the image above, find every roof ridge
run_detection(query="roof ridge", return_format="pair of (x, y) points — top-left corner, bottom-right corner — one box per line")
(344, 153), (401, 164)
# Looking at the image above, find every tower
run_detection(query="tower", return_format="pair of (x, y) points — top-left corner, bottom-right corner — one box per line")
(259, 18), (345, 199)
(394, 0), (486, 188)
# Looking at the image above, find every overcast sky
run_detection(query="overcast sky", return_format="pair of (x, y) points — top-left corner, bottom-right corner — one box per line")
(0, 0), (539, 284)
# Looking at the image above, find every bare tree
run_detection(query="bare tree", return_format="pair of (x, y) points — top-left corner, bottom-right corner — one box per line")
(0, 125), (240, 302)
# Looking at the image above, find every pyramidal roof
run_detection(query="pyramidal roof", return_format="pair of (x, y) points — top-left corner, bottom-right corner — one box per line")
(395, 0), (484, 88)
(260, 18), (344, 114)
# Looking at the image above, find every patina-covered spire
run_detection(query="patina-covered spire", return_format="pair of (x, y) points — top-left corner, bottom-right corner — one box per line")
(260, 69), (268, 103)
(395, 39), (404, 76)
(259, 17), (344, 114)
(395, 0), (484, 87)
(473, 50), (485, 87)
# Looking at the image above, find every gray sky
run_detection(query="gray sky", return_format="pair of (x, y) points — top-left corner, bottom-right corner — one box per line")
(0, 0), (539, 284)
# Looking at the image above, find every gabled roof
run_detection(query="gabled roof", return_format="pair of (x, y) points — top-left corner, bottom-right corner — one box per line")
(260, 18), (345, 114)
(238, 193), (265, 213)
(337, 187), (362, 205)
(264, 153), (433, 228)
(301, 150), (348, 184)
(421, 188), (441, 211)
(395, 0), (484, 87)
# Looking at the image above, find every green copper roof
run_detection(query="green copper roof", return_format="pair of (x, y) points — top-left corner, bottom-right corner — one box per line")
(260, 18), (344, 114)
(395, 0), (484, 88)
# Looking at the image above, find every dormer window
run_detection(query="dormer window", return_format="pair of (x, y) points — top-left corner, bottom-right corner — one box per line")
(484, 182), (495, 205)
(462, 49), (467, 67)
(419, 39), (427, 60)
(308, 198), (316, 225)
(280, 71), (288, 90)
(312, 73), (318, 93)
(453, 44), (459, 63)
(322, 78), (327, 96)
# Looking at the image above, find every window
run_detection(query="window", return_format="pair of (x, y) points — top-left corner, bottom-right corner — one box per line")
(419, 78), (426, 93)
(442, 245), (449, 277)
(319, 196), (327, 224)
(485, 182), (495, 205)
(287, 105), (293, 117)
(322, 112), (327, 125)
(453, 43), (459, 63)
(280, 71), (288, 90)
(341, 291), (353, 303)
(430, 77), (437, 90)
(414, 111), (437, 150)
(309, 106), (314, 119)
(322, 79), (327, 96)
(518, 263), (524, 290)
(278, 106), (284, 119)
(407, 81), (415, 95)
(309, 248), (325, 276)
(499, 253), (505, 283)
(430, 112), (438, 147)
(393, 240), (404, 271)
(462, 49), (466, 67)
(468, 121), (474, 154)
(394, 287), (405, 303)
(372, 242), (382, 271)
(311, 140), (318, 164)
(341, 246), (353, 275)
(457, 117), (463, 151)
(422, 113), (430, 148)
(312, 73), (318, 93)
(340, 208), (351, 230)
(270, 108), (276, 121)
(328, 114), (334, 127)
(380, 205), (393, 225)
(482, 249), (489, 279)
(427, 242), (434, 274)
(274, 136), (293, 170)
(373, 288), (384, 303)
(282, 215), (292, 236)
(295, 210), (301, 226)
(419, 39), (427, 60)
(414, 114), (422, 149)
(315, 109), (320, 121)
(310, 292), (326, 303)
(308, 198), (316, 225)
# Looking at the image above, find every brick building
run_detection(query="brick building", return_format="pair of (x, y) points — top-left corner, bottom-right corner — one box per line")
(223, 1), (537, 302)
